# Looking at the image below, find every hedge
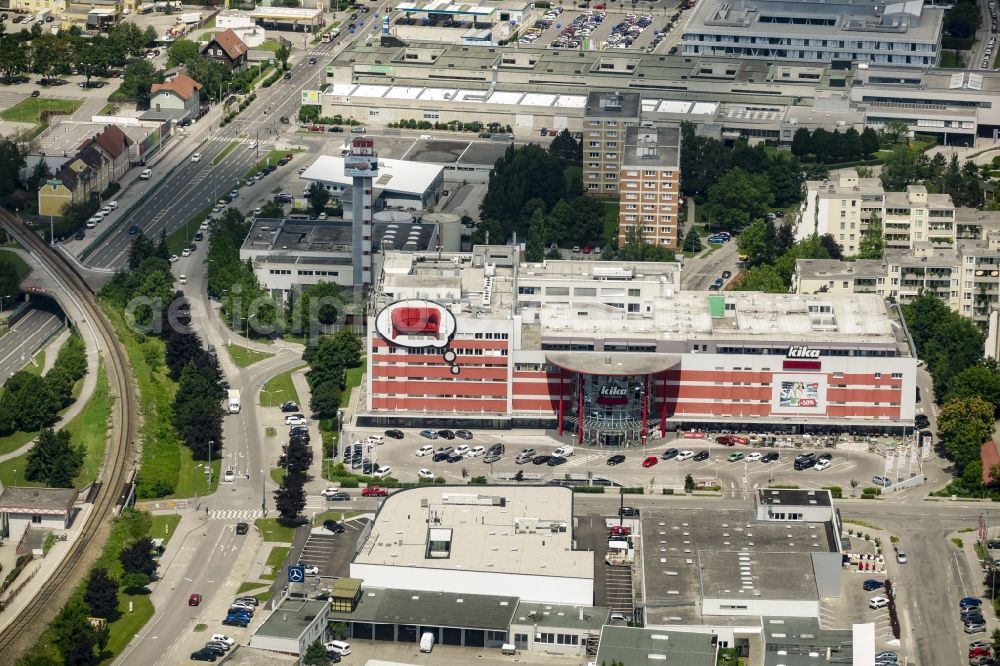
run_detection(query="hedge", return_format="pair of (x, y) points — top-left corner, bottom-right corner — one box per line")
(572, 486), (605, 493)
(620, 487), (644, 495)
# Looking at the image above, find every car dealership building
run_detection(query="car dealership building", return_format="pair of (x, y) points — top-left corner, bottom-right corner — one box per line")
(361, 246), (918, 440)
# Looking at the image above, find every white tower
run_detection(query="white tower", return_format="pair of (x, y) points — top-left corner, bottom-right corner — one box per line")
(344, 137), (378, 286)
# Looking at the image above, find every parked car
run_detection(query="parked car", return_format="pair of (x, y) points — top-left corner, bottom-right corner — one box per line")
(762, 452), (780, 463)
(641, 456), (658, 468)
(693, 451), (710, 461)
(362, 486), (388, 497)
(455, 429), (473, 439)
(280, 401), (299, 412)
(661, 448), (679, 460)
(285, 415), (307, 426)
(727, 452), (744, 462)
(532, 455), (551, 465)
(323, 520), (345, 533)
(675, 450), (694, 461)
(619, 506), (640, 517)
(746, 452), (762, 462)
(418, 468), (434, 480)
(385, 429), (404, 439)
(961, 597), (984, 609)
(862, 579), (884, 591)
(190, 648), (218, 661)
(416, 445), (434, 457)
(437, 429), (456, 439)
(420, 430), (439, 439)
(328, 492), (351, 502)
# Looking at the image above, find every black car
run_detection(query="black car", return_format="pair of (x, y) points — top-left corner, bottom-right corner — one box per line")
(190, 648), (218, 661)
(221, 617), (247, 628)
(180, 117), (192, 126)
(988, 540), (1000, 549)
(308, 57), (317, 64)
(722, 270), (732, 279)
(548, 456), (567, 467)
(194, 231), (204, 241)
(794, 457), (816, 470)
(914, 414), (930, 429)
(607, 454), (626, 466)
(487, 444), (504, 455)
(280, 116), (290, 124)
(693, 451), (710, 461)
(762, 451), (779, 463)
(201, 644), (227, 656)
(532, 455), (551, 465)
(385, 429), (404, 439)
(818, 452), (833, 462)
(437, 429), (456, 440)
(323, 520), (346, 533)
(455, 429), (473, 440)
(661, 448), (679, 460)
(326, 652), (342, 663)
(619, 506), (640, 517)
(328, 492), (351, 502)
(74, 230), (85, 240)
(235, 522), (249, 535)
(283, 72), (292, 80)
(447, 452), (464, 463)
(433, 451), (451, 462)
(329, 125), (344, 132)
(280, 401), (300, 412)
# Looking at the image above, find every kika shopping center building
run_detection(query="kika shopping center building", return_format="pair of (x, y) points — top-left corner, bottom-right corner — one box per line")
(361, 246), (918, 443)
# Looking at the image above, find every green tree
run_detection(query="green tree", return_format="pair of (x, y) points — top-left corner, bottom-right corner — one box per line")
(51, 597), (100, 666)
(548, 128), (582, 165)
(736, 218), (778, 266)
(0, 136), (26, 200)
(525, 208), (546, 262)
(858, 212), (884, 259)
(84, 567), (120, 620)
(881, 120), (911, 146)
(119, 59), (160, 106)
(303, 639), (331, 666)
(292, 281), (344, 333)
(944, 0), (981, 39)
(704, 168), (774, 232)
(939, 396), (994, 473)
(861, 127), (880, 156)
(120, 572), (151, 594)
(732, 264), (787, 292)
(310, 380), (342, 420)
(609, 225), (675, 262)
(308, 185), (331, 215)
(0, 36), (29, 79)
(120, 537), (158, 576)
(274, 470), (307, 521)
(166, 39), (201, 67)
(276, 44), (291, 69)
(681, 227), (702, 253)
(946, 363), (1000, 416)
(684, 474), (695, 493)
(790, 127), (812, 159)
(25, 428), (83, 487)
(880, 145), (920, 191)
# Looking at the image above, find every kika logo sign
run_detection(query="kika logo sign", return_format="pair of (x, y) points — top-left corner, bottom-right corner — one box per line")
(597, 385), (629, 406)
(786, 346), (820, 359)
(374, 299), (461, 375)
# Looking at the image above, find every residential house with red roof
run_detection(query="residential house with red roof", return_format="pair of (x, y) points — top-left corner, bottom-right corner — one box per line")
(147, 73), (204, 122)
(201, 28), (249, 71)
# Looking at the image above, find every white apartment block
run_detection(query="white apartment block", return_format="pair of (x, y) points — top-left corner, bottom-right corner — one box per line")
(795, 234), (1000, 326)
(681, 0), (943, 67)
(583, 92), (641, 195)
(798, 170), (956, 255)
(618, 125), (682, 248)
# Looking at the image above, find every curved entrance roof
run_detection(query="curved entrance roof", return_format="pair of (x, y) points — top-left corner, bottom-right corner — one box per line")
(545, 351), (679, 376)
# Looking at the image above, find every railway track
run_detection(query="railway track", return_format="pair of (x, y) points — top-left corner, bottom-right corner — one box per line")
(0, 211), (137, 657)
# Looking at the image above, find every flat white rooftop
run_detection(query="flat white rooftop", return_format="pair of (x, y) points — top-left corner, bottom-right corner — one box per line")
(354, 486), (593, 580)
(301, 155), (443, 197)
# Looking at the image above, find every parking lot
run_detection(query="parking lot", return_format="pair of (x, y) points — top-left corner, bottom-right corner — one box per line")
(519, 6), (666, 51)
(294, 518), (369, 581)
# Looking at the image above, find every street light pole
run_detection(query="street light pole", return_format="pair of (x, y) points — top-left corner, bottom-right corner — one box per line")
(208, 440), (214, 492)
(260, 468), (266, 516)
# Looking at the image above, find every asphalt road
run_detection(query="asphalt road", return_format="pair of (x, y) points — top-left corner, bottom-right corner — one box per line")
(82, 33), (352, 270)
(0, 307), (63, 379)
(680, 239), (739, 290)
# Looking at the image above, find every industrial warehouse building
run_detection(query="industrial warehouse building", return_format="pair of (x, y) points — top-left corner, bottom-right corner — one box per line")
(349, 485), (594, 605)
(311, 38), (1000, 146)
(361, 245), (918, 438)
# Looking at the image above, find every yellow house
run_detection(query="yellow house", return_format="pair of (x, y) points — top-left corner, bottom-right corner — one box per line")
(38, 159), (97, 217)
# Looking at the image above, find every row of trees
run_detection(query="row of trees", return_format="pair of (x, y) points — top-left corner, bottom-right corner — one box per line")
(0, 21), (157, 82)
(0, 332), (87, 437)
(790, 126), (881, 165)
(304, 326), (362, 420)
(734, 219), (844, 292)
(880, 148), (985, 206)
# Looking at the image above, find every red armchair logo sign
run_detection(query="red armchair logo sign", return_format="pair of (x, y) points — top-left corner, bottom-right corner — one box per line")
(375, 300), (460, 375)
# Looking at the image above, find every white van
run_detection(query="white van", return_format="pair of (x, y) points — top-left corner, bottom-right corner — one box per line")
(326, 640), (351, 656)
(419, 632), (435, 653)
(553, 445), (574, 457)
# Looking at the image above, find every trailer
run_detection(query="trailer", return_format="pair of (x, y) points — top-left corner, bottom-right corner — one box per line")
(176, 12), (202, 24)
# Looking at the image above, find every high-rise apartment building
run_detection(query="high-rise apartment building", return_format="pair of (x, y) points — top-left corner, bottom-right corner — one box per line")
(618, 125), (682, 248)
(582, 92), (641, 195)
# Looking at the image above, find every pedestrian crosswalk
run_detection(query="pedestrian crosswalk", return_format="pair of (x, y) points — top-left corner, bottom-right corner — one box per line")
(305, 495), (326, 510)
(560, 453), (605, 468)
(209, 509), (263, 521)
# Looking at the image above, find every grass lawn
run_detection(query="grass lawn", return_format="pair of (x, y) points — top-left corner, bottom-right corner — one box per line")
(940, 50), (964, 68)
(0, 248), (31, 281)
(104, 592), (154, 657)
(22, 351), (44, 375)
(340, 359), (365, 408)
(0, 97), (81, 124)
(0, 427), (38, 458)
(103, 303), (220, 500)
(212, 140), (240, 165)
(226, 343), (273, 368)
(254, 589), (273, 604)
(150, 513), (182, 545)
(260, 545), (291, 579)
(270, 467), (286, 486)
(312, 510), (360, 526)
(238, 581), (267, 593)
(994, 49), (1000, 69)
(68, 364), (113, 488)
(257, 40), (281, 52)
(165, 204), (212, 256)
(243, 149), (300, 181)
(261, 365), (304, 408)
(254, 518), (296, 543)
(98, 103), (117, 115)
(602, 200), (619, 243)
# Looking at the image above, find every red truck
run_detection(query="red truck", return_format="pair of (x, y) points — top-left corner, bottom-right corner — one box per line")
(362, 486), (388, 497)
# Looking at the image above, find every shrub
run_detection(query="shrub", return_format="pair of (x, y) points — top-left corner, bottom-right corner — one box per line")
(662, 488), (674, 495)
(823, 486), (843, 499)
(862, 487), (881, 496)
(620, 487), (644, 494)
(336, 478), (359, 488)
(468, 476), (488, 485)
(572, 485), (605, 493)
(861, 492), (876, 499)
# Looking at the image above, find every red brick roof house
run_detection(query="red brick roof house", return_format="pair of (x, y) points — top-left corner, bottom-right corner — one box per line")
(148, 74), (204, 121)
(201, 29), (249, 71)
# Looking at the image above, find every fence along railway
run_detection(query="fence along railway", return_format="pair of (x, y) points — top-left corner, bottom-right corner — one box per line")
(0, 211), (138, 656)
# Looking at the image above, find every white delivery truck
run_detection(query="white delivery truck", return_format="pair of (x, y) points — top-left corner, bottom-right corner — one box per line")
(177, 12), (202, 24)
(419, 632), (435, 653)
(228, 389), (241, 414)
